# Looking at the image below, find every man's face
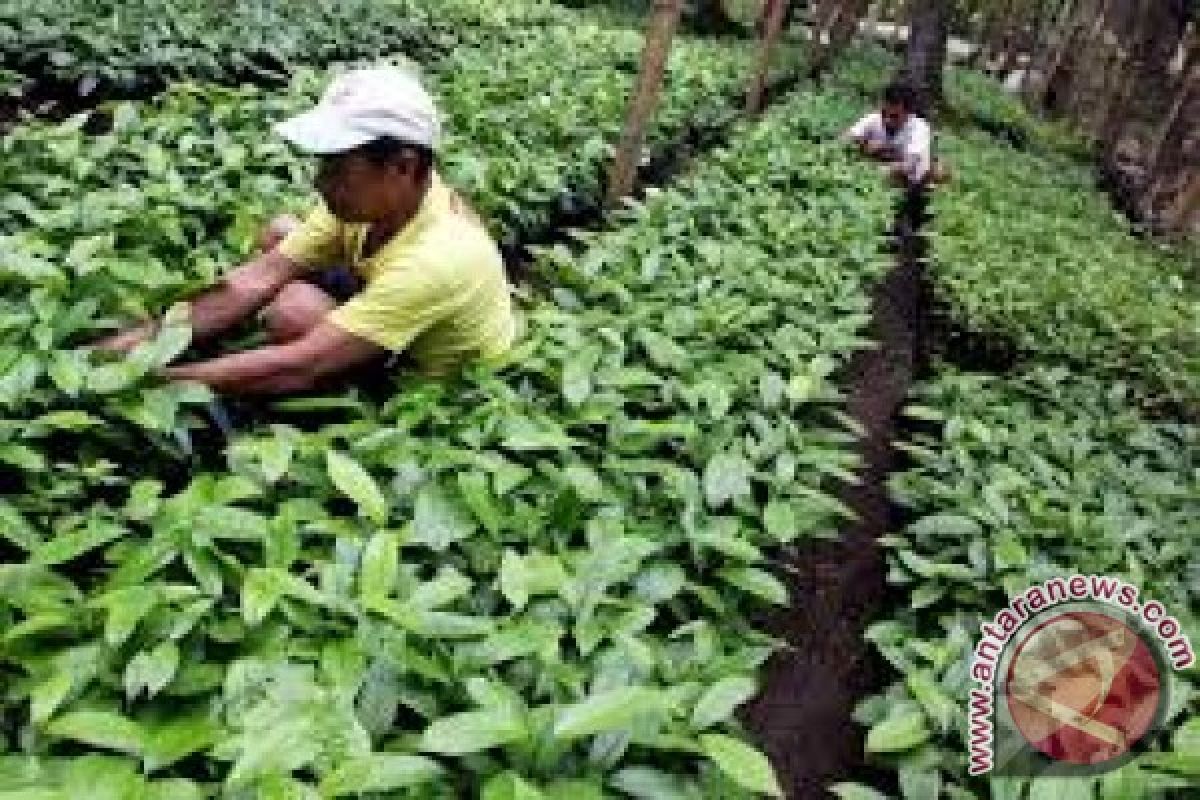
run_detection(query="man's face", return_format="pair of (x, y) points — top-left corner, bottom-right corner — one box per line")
(315, 150), (422, 223)
(881, 102), (910, 135)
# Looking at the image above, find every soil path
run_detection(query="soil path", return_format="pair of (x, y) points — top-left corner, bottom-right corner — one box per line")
(743, 219), (927, 798)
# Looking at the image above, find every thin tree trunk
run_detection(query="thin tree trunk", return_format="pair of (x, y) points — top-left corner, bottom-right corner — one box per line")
(829, 0), (869, 53)
(1118, 2), (1191, 153)
(747, 0), (791, 114)
(1145, 59), (1198, 180)
(996, 0), (1031, 79)
(899, 0), (951, 116)
(1063, 3), (1115, 122)
(1143, 46), (1199, 223)
(862, 0), (884, 42)
(975, 0), (1013, 70)
(1036, 0), (1091, 110)
(1024, 0), (1076, 104)
(606, 0), (684, 207)
(1164, 169), (1200, 231)
(1046, 0), (1112, 117)
(1099, 50), (1138, 150)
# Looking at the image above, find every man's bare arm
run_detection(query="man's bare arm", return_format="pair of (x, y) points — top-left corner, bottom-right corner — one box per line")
(164, 320), (384, 395)
(95, 249), (304, 353)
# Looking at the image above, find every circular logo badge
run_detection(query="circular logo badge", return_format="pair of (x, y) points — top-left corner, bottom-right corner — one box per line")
(1005, 610), (1163, 766)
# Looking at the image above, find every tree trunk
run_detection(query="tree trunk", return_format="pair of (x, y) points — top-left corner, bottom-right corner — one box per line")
(607, 0), (684, 207)
(829, 0), (870, 53)
(1036, 0), (1091, 111)
(1065, 3), (1117, 122)
(747, 0), (790, 114)
(1087, 46), (1128, 141)
(1044, 0), (1112, 117)
(862, 0), (884, 42)
(996, 0), (1033, 80)
(899, 0), (951, 116)
(1143, 44), (1199, 225)
(1099, 49), (1138, 150)
(1146, 55), (1198, 180)
(973, 0), (1013, 70)
(1116, 1), (1191, 148)
(1024, 0), (1076, 105)
(1163, 168), (1200, 231)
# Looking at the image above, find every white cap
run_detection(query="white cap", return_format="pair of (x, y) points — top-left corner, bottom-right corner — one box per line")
(275, 66), (441, 154)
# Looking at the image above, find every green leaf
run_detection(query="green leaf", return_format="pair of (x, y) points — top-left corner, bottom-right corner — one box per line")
(1100, 763), (1148, 800)
(326, 450), (388, 524)
(124, 641), (180, 700)
(142, 712), (220, 772)
(411, 483), (475, 550)
(44, 711), (145, 757)
(419, 708), (528, 755)
(499, 550), (568, 611)
(30, 671), (73, 725)
(898, 767), (940, 800)
(692, 675), (757, 730)
(703, 453), (752, 508)
(552, 687), (663, 740)
(762, 500), (798, 541)
(144, 780), (205, 800)
(1028, 776), (1096, 800)
(240, 569), (281, 626)
(255, 436), (294, 484)
(358, 531), (399, 604)
(719, 567), (788, 605)
(828, 783), (890, 800)
(0, 500), (41, 551)
(609, 767), (693, 800)
(905, 670), (955, 733)
(457, 470), (503, 534)
(908, 513), (981, 537)
(0, 789), (66, 800)
(33, 519), (126, 566)
(865, 708), (930, 753)
(482, 771), (547, 800)
(698, 734), (783, 798)
(96, 585), (159, 645)
(561, 350), (595, 406)
(319, 754), (443, 796)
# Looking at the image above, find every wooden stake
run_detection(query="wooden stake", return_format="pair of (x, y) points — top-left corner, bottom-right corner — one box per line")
(605, 0), (684, 207)
(747, 0), (791, 114)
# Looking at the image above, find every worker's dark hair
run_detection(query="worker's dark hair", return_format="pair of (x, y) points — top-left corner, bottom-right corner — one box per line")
(882, 82), (917, 111)
(359, 136), (435, 177)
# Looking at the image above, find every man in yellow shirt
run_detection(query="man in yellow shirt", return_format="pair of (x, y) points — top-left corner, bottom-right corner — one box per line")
(97, 66), (517, 393)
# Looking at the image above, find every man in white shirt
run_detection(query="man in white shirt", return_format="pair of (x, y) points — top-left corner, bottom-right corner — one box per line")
(842, 82), (934, 188)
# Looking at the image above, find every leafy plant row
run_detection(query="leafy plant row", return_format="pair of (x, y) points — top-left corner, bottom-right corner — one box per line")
(0, 0), (578, 106)
(0, 19), (756, 330)
(0, 53), (894, 794)
(942, 70), (1090, 160)
(835, 367), (1199, 800)
(927, 129), (1200, 407)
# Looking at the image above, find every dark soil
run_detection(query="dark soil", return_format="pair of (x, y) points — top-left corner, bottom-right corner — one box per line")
(742, 211), (928, 798)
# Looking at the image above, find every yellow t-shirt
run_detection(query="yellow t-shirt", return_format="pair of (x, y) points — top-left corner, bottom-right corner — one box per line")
(277, 173), (517, 376)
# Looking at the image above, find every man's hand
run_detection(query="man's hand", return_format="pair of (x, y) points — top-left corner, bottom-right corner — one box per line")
(89, 249), (304, 355)
(862, 139), (901, 160)
(164, 320), (384, 395)
(94, 321), (156, 354)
